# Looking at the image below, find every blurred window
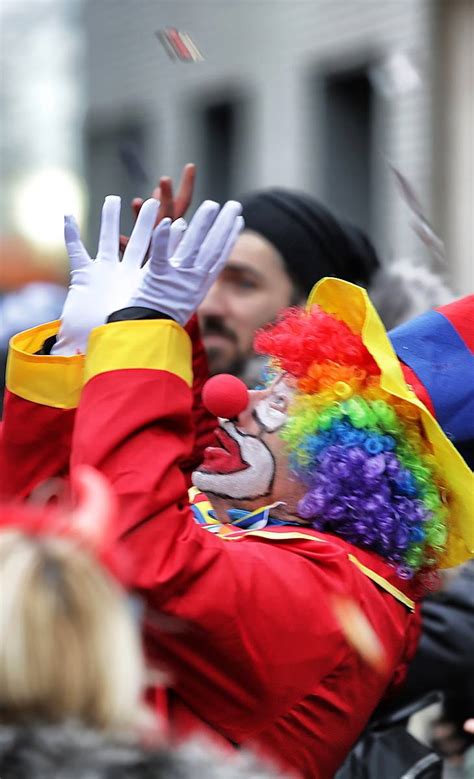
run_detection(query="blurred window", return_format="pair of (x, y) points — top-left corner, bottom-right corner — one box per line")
(202, 101), (236, 203)
(322, 69), (373, 235)
(85, 121), (149, 249)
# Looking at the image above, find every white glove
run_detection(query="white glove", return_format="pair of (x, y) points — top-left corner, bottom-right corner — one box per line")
(52, 196), (180, 355)
(128, 200), (243, 326)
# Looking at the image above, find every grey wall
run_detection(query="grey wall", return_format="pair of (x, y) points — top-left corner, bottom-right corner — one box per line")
(83, 0), (448, 283)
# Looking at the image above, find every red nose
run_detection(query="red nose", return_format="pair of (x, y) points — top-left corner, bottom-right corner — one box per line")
(202, 374), (249, 419)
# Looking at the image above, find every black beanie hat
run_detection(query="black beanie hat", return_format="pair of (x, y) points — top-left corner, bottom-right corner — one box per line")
(240, 188), (380, 295)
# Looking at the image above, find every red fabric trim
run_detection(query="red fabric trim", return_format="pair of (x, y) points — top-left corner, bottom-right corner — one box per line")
(436, 295), (474, 353)
(400, 362), (435, 416)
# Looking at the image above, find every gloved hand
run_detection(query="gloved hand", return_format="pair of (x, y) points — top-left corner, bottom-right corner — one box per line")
(128, 200), (243, 326)
(52, 196), (186, 355)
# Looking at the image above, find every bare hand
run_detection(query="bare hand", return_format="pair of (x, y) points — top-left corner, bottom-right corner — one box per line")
(120, 163), (196, 252)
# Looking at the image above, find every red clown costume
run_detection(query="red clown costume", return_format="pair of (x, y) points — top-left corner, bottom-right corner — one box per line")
(1, 199), (473, 778)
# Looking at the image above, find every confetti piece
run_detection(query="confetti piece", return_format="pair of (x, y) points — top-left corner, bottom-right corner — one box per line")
(155, 28), (204, 63)
(332, 594), (388, 673)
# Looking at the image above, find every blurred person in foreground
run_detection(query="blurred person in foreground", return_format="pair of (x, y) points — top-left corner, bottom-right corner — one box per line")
(0, 467), (284, 779)
(1, 193), (472, 778)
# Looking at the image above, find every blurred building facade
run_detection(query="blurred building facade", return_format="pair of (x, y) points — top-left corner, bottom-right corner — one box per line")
(0, 0), (85, 257)
(83, 0), (473, 293)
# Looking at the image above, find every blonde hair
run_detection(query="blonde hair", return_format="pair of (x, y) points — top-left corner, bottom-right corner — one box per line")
(0, 530), (146, 732)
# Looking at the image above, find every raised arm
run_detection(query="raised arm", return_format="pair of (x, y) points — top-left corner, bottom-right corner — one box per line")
(0, 325), (82, 499)
(70, 202), (347, 743)
(0, 196), (161, 499)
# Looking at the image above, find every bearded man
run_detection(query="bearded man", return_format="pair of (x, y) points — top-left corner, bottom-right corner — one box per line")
(2, 197), (472, 779)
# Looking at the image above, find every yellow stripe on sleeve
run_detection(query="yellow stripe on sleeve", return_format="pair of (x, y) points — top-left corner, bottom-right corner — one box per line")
(6, 321), (84, 409)
(84, 319), (192, 387)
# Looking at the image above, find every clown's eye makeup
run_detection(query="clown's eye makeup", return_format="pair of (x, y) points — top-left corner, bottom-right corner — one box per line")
(254, 382), (294, 432)
(270, 394), (289, 413)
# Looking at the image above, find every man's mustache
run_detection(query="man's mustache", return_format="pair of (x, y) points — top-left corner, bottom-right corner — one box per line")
(201, 317), (238, 344)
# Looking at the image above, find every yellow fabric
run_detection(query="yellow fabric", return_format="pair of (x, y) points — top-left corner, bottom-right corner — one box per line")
(188, 486), (221, 525)
(189, 486), (201, 501)
(347, 554), (415, 611)
(221, 528), (414, 610)
(85, 319), (192, 387)
(6, 321), (84, 409)
(306, 277), (474, 569)
(221, 529), (326, 543)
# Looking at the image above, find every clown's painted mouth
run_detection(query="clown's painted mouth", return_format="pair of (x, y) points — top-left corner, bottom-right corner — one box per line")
(200, 427), (249, 474)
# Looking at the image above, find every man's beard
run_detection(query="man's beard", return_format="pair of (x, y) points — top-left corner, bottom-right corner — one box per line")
(206, 346), (247, 378)
(200, 315), (246, 377)
(200, 317), (268, 387)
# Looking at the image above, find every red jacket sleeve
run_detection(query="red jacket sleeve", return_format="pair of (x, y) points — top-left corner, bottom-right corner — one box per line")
(0, 321), (83, 500)
(180, 314), (217, 481)
(71, 319), (348, 743)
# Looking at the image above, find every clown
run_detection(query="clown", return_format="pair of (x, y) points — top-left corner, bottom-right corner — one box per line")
(194, 375), (295, 505)
(192, 303), (455, 590)
(1, 196), (473, 779)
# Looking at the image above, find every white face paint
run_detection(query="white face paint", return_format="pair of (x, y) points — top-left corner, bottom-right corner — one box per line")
(253, 379), (293, 433)
(192, 376), (294, 501)
(192, 419), (275, 499)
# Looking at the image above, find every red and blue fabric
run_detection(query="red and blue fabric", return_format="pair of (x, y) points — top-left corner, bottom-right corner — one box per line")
(389, 296), (474, 467)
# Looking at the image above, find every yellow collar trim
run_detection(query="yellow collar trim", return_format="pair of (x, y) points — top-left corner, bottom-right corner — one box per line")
(347, 553), (415, 611)
(221, 528), (415, 611)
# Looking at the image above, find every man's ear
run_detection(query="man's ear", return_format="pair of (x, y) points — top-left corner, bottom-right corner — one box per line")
(271, 477), (307, 524)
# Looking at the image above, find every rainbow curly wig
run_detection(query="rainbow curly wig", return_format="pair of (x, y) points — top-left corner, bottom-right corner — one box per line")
(254, 305), (449, 581)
